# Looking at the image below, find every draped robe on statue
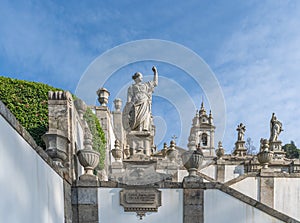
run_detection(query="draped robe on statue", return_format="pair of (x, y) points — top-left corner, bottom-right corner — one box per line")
(126, 81), (155, 131)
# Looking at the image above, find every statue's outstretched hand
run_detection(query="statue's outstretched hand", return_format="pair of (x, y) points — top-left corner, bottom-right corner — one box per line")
(152, 66), (157, 73)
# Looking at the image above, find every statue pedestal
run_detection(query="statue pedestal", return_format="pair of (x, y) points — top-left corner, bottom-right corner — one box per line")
(269, 141), (285, 159)
(127, 131), (153, 156)
(233, 140), (247, 156)
(111, 161), (124, 174)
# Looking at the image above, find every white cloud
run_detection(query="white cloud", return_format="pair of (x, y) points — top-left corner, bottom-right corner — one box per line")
(214, 1), (300, 150)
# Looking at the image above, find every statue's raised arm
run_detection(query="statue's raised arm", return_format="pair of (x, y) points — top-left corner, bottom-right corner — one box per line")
(152, 66), (158, 87)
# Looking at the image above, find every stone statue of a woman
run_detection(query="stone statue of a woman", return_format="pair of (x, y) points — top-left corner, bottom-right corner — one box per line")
(123, 66), (158, 132)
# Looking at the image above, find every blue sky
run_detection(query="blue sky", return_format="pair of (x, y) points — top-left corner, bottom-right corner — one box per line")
(1, 0), (300, 152)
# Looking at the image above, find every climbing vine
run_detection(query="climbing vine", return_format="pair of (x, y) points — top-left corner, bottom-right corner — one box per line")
(83, 108), (106, 170)
(0, 76), (61, 147)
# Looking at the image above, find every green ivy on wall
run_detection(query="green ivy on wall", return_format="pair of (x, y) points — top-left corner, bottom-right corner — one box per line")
(83, 108), (106, 170)
(0, 76), (61, 148)
(0, 76), (106, 169)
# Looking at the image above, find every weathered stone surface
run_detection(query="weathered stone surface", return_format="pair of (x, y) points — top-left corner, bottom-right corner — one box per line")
(183, 189), (204, 223)
(259, 177), (274, 207)
(76, 188), (98, 205)
(64, 180), (72, 223)
(183, 175), (203, 188)
(78, 204), (98, 222)
(72, 204), (79, 223)
(184, 189), (204, 205)
(216, 164), (225, 182)
(76, 175), (100, 187)
(184, 215), (203, 223)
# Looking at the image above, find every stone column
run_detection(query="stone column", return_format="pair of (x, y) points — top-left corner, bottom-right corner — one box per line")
(183, 176), (204, 223)
(46, 91), (74, 181)
(210, 130), (215, 150)
(72, 178), (99, 223)
(64, 180), (72, 223)
(259, 169), (274, 208)
(112, 98), (125, 149)
(216, 159), (225, 182)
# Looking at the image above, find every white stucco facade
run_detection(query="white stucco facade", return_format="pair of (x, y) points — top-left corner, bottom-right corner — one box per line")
(0, 116), (64, 223)
(274, 178), (300, 221)
(230, 177), (258, 200)
(224, 165), (243, 182)
(204, 190), (284, 223)
(200, 164), (216, 180)
(98, 188), (183, 223)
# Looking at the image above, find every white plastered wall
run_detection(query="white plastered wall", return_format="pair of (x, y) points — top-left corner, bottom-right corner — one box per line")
(204, 190), (284, 223)
(98, 188), (183, 223)
(0, 116), (64, 223)
(230, 177), (258, 200)
(200, 164), (216, 180)
(274, 178), (300, 221)
(224, 165), (243, 182)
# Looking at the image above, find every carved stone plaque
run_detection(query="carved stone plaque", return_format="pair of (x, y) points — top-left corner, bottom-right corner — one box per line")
(120, 188), (162, 219)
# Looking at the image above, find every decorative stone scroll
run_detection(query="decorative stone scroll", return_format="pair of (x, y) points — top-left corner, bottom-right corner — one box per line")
(120, 188), (161, 219)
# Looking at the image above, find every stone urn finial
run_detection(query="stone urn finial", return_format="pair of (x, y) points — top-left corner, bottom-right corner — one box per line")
(216, 141), (225, 159)
(97, 87), (110, 106)
(42, 129), (70, 167)
(77, 124), (100, 175)
(112, 139), (123, 162)
(257, 138), (273, 169)
(166, 140), (178, 162)
(124, 145), (130, 158)
(74, 98), (87, 119)
(181, 148), (203, 177)
(113, 98), (122, 112)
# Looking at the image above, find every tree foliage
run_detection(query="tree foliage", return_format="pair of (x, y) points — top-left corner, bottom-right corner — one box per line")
(0, 76), (61, 147)
(245, 137), (256, 155)
(283, 141), (300, 159)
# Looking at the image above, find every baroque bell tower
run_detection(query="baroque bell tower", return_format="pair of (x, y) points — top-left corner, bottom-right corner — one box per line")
(187, 101), (216, 157)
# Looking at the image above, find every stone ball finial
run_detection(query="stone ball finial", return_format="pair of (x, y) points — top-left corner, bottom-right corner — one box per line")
(97, 87), (110, 106)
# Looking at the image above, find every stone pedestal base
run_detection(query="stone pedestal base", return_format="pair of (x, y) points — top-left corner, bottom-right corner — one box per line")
(233, 140), (247, 156)
(72, 175), (99, 223)
(183, 176), (204, 223)
(127, 131), (153, 156)
(269, 141), (285, 159)
(111, 161), (124, 174)
(77, 174), (99, 187)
